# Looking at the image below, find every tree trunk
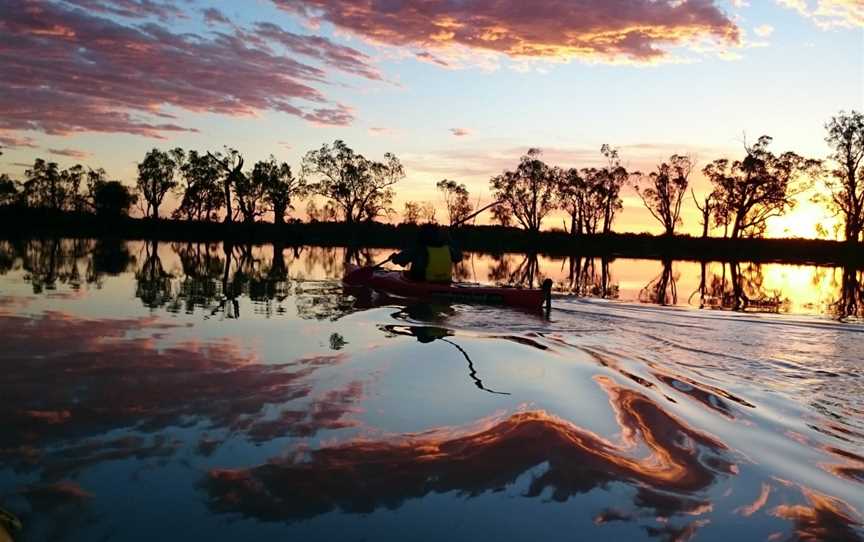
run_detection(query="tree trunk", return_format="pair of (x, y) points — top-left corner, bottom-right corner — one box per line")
(224, 179), (233, 224)
(701, 213), (709, 238)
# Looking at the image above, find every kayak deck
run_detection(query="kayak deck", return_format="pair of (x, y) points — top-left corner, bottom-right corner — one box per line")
(344, 265), (552, 310)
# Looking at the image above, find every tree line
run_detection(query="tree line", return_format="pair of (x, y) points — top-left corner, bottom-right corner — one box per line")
(1, 110), (861, 243)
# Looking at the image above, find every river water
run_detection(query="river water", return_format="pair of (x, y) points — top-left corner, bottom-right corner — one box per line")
(0, 239), (862, 541)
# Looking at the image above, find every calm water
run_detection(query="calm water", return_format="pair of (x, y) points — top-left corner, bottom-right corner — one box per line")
(0, 239), (862, 541)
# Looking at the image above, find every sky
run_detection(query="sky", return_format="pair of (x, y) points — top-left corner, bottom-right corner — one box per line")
(1, 0), (862, 237)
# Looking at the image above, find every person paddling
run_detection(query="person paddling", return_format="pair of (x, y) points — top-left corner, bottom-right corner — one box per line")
(391, 223), (462, 282)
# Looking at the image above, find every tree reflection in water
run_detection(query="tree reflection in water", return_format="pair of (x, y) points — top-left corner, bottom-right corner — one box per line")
(489, 252), (549, 289)
(558, 255), (618, 298)
(135, 240), (173, 309)
(640, 259), (677, 306)
(691, 261), (788, 313)
(129, 242), (374, 320)
(1, 240), (862, 323)
(831, 266), (864, 322)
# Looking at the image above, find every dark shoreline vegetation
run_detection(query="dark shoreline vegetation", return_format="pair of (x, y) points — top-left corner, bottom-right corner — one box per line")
(2, 206), (863, 267)
(2, 110), (861, 268)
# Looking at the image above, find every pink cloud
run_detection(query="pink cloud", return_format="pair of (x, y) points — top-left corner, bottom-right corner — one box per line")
(64, 0), (186, 22)
(0, 1), (376, 142)
(450, 128), (472, 137)
(253, 22), (383, 80)
(0, 133), (37, 149)
(368, 126), (395, 136)
(49, 148), (91, 159)
(275, 0), (741, 63)
(202, 7), (230, 26)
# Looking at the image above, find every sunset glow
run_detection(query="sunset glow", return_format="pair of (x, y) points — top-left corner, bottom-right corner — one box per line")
(0, 1), (862, 237)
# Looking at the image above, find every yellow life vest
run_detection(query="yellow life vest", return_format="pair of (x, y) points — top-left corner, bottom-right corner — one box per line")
(425, 245), (452, 282)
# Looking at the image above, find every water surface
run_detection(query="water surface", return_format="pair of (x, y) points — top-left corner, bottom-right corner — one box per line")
(0, 239), (862, 541)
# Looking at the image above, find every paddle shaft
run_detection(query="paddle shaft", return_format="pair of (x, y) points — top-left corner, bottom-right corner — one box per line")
(450, 200), (501, 228)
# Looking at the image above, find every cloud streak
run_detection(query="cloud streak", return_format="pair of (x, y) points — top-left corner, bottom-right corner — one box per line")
(48, 148), (91, 159)
(777, 0), (864, 27)
(276, 0), (741, 64)
(0, 1), (381, 141)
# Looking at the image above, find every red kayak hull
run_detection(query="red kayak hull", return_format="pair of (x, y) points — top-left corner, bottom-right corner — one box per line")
(343, 265), (550, 310)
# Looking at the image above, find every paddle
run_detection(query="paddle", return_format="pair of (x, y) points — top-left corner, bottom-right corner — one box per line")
(450, 199), (501, 228)
(344, 200), (503, 284)
(344, 254), (392, 284)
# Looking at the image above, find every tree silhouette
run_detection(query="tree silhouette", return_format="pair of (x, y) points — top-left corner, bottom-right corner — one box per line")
(821, 110), (864, 243)
(401, 201), (436, 224)
(232, 158), (266, 224)
(402, 201), (421, 224)
(136, 149), (182, 220)
(703, 136), (821, 239)
(557, 168), (589, 235)
(691, 189), (717, 238)
(437, 179), (473, 225)
(490, 148), (558, 234)
(174, 151), (224, 221)
(21, 159), (83, 211)
(597, 145), (629, 234)
(636, 155), (692, 236)
(209, 148), (245, 225)
(0, 174), (17, 206)
(302, 140), (404, 224)
(306, 199), (338, 222)
(254, 157), (306, 225)
(92, 180), (136, 218)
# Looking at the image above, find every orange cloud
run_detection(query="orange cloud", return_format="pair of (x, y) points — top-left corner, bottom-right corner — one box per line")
(276, 0), (741, 64)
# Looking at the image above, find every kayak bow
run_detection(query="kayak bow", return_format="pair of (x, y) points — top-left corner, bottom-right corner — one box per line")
(344, 265), (552, 310)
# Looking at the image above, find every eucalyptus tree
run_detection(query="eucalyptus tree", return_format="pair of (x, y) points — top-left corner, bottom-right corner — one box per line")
(302, 140), (404, 224)
(209, 148), (245, 224)
(635, 155), (693, 236)
(703, 136), (821, 239)
(175, 151), (224, 221)
(595, 145), (629, 235)
(253, 157), (306, 225)
(92, 181), (137, 217)
(489, 148), (558, 234)
(436, 179), (473, 225)
(822, 110), (864, 243)
(691, 188), (717, 238)
(137, 148), (183, 220)
(0, 174), (18, 206)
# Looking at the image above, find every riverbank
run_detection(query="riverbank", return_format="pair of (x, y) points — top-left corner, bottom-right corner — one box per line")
(1, 206), (861, 266)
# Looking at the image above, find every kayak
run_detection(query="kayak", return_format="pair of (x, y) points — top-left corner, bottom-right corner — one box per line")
(343, 265), (552, 310)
